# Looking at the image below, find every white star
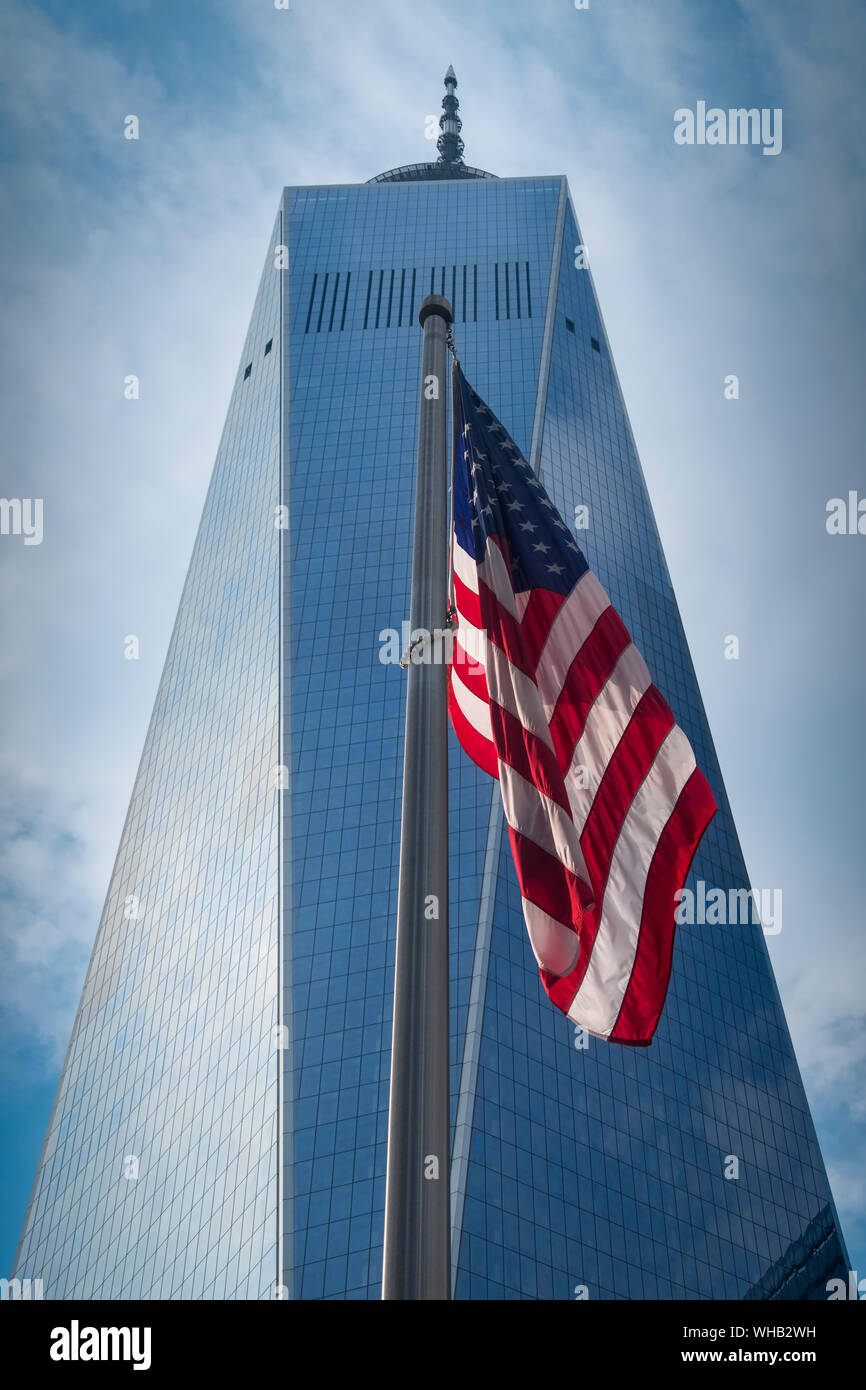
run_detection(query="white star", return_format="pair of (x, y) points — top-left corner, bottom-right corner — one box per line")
(519, 521), (538, 533)
(533, 542), (551, 554)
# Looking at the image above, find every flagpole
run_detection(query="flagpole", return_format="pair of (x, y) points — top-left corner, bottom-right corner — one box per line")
(382, 294), (453, 1301)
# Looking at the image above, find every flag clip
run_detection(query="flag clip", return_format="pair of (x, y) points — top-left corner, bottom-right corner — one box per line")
(399, 622), (455, 668)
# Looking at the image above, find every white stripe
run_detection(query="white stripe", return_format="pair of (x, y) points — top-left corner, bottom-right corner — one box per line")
(521, 898), (580, 976)
(485, 642), (555, 750)
(453, 538), (479, 595)
(451, 664), (493, 742)
(535, 572), (611, 711)
(514, 589), (532, 621)
(454, 617), (487, 671)
(477, 538), (519, 619)
(565, 644), (652, 824)
(567, 726), (696, 1037)
(454, 535), (529, 617)
(499, 763), (591, 888)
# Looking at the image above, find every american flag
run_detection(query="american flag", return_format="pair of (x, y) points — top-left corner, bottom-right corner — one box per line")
(447, 366), (716, 1045)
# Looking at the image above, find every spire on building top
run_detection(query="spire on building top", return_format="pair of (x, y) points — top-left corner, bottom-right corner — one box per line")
(436, 65), (465, 168)
(368, 65), (496, 183)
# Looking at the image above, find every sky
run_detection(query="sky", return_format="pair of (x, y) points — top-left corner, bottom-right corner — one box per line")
(1, 0), (864, 1287)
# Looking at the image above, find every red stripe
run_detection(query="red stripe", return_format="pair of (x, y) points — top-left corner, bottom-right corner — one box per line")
(609, 768), (716, 1044)
(447, 676), (499, 780)
(579, 685), (675, 898)
(451, 637), (488, 699)
(540, 905), (599, 1010)
(453, 570), (483, 630)
(478, 583), (566, 678)
(509, 827), (593, 917)
(547, 606), (632, 768)
(490, 703), (571, 815)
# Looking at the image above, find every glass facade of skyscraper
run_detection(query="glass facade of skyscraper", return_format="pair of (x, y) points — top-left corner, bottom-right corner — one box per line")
(13, 210), (284, 1298)
(13, 162), (849, 1301)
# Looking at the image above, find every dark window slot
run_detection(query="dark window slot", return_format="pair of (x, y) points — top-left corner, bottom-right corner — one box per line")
(363, 270), (374, 329)
(340, 271), (352, 331)
(316, 272), (330, 332)
(409, 267), (417, 325)
(328, 272), (341, 332)
(304, 274), (318, 334)
(397, 268), (406, 326)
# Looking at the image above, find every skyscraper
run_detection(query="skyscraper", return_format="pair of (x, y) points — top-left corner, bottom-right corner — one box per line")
(13, 70), (848, 1301)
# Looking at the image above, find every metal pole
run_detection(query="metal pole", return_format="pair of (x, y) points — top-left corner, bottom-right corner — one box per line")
(382, 295), (453, 1301)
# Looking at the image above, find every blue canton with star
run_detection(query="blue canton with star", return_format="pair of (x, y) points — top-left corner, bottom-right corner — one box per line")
(452, 367), (588, 596)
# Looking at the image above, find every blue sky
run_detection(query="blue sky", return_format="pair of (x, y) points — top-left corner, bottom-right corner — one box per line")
(1, 0), (864, 1286)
